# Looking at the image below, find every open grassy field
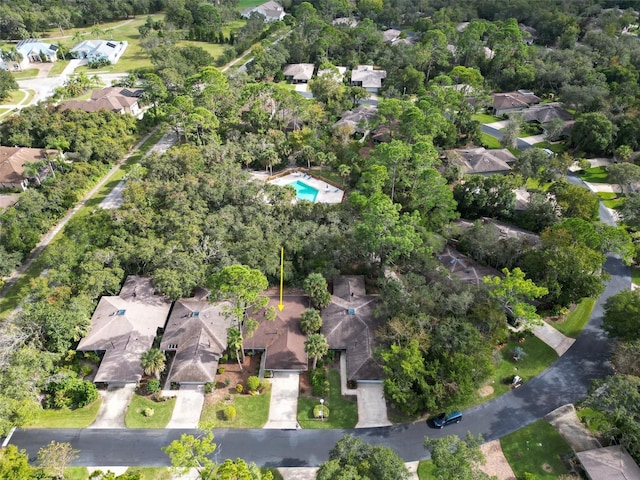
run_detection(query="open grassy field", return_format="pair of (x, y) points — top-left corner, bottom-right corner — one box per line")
(28, 399), (102, 428)
(472, 113), (501, 124)
(0, 89), (26, 105)
(48, 60), (70, 76)
(199, 389), (271, 428)
(297, 369), (358, 429)
(501, 420), (572, 479)
(239, 0), (266, 9)
(532, 141), (568, 154)
(549, 297), (596, 338)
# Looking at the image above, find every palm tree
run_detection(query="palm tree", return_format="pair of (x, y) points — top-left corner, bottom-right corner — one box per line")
(22, 161), (42, 186)
(140, 348), (166, 379)
(338, 164), (351, 187)
(300, 309), (322, 334)
(227, 327), (244, 370)
(72, 31), (85, 44)
(305, 333), (329, 369)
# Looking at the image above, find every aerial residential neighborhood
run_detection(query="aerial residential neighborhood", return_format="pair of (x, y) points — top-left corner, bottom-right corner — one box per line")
(1, 1), (640, 479)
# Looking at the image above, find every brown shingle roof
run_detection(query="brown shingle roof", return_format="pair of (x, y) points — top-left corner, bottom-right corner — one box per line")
(492, 91), (541, 111)
(244, 296), (308, 371)
(522, 103), (572, 124)
(0, 146), (58, 187)
(321, 276), (383, 381)
(161, 298), (233, 384)
(77, 276), (171, 383)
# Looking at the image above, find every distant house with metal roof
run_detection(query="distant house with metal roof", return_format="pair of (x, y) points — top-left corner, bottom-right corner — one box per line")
(70, 39), (128, 65)
(241, 0), (286, 22)
(350, 65), (387, 93)
(14, 39), (59, 68)
(76, 276), (171, 385)
(283, 63), (315, 83)
(321, 276), (384, 382)
(160, 290), (233, 385)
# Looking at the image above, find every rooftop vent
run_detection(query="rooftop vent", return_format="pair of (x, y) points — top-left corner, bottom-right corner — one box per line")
(106, 42), (116, 48)
(191, 311), (200, 317)
(116, 309), (126, 315)
(347, 308), (356, 315)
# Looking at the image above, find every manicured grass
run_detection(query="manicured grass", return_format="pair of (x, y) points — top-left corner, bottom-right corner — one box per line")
(550, 297), (596, 338)
(239, 0), (266, 9)
(577, 166), (609, 183)
(0, 89), (26, 105)
(632, 266), (640, 287)
(199, 389), (271, 428)
(576, 407), (611, 434)
(297, 369), (358, 429)
(28, 399), (102, 428)
(177, 41), (226, 59)
(23, 89), (36, 105)
(314, 167), (344, 186)
(461, 334), (558, 408)
(533, 141), (568, 154)
(0, 108), (10, 116)
(48, 60), (69, 76)
(501, 420), (572, 479)
(11, 68), (39, 79)
(472, 113), (501, 124)
(480, 132), (502, 149)
(525, 178), (552, 191)
(417, 460), (435, 479)
(125, 394), (176, 428)
(596, 191), (625, 209)
(64, 467), (90, 480)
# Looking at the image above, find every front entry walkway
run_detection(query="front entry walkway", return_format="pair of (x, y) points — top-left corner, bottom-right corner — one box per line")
(166, 385), (205, 429)
(355, 383), (391, 428)
(90, 384), (136, 429)
(533, 321), (575, 357)
(264, 372), (300, 429)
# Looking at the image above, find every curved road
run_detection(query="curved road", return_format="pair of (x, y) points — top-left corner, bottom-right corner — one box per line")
(10, 254), (629, 466)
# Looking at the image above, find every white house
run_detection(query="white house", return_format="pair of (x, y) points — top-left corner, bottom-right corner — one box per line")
(14, 39), (59, 69)
(70, 40), (128, 65)
(241, 1), (285, 22)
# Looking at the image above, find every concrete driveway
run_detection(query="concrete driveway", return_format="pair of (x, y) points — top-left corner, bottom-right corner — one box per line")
(166, 385), (205, 429)
(264, 372), (299, 429)
(90, 384), (136, 429)
(533, 321), (575, 357)
(355, 383), (391, 428)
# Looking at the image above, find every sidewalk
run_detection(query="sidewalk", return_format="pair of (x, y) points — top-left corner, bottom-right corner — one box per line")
(532, 321), (575, 356)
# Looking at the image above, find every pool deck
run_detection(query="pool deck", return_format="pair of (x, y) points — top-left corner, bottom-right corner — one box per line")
(268, 172), (344, 204)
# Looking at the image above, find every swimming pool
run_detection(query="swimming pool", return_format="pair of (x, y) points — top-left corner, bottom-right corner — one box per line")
(290, 180), (319, 202)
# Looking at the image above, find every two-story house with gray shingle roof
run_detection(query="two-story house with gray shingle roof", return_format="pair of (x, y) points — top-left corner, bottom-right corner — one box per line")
(241, 0), (286, 22)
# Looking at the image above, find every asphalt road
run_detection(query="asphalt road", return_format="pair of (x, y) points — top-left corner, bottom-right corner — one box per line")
(10, 254), (628, 467)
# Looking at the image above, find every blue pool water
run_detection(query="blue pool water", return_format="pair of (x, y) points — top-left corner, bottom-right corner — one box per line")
(290, 180), (319, 202)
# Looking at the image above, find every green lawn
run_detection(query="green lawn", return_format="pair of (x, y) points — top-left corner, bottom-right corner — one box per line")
(48, 60), (70, 76)
(417, 460), (435, 479)
(177, 41), (226, 59)
(238, 0), (265, 9)
(125, 394), (176, 428)
(472, 113), (501, 124)
(126, 467), (173, 479)
(532, 141), (568, 154)
(199, 389), (271, 428)
(0, 108), (9, 116)
(549, 298), (596, 338)
(0, 89), (26, 105)
(11, 68), (39, 79)
(633, 266), (640, 287)
(596, 191), (625, 209)
(578, 166), (609, 183)
(28, 399), (102, 428)
(297, 369), (358, 429)
(480, 132), (502, 149)
(501, 420), (572, 479)
(461, 334), (558, 408)
(525, 178), (552, 191)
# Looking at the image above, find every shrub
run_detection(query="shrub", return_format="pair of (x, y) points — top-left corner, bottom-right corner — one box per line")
(224, 377), (231, 387)
(143, 407), (155, 417)
(45, 375), (99, 409)
(259, 380), (270, 392)
(313, 405), (330, 419)
(80, 364), (93, 378)
(147, 379), (161, 394)
(264, 370), (273, 378)
(236, 384), (244, 393)
(512, 346), (527, 361)
(223, 405), (237, 420)
(220, 354), (228, 363)
(205, 382), (215, 394)
(247, 376), (260, 392)
(310, 368), (327, 396)
(217, 367), (225, 374)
